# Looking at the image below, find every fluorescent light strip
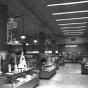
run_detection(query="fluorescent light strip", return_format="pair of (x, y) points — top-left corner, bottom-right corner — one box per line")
(52, 10), (88, 15)
(56, 17), (88, 21)
(64, 34), (83, 35)
(63, 32), (84, 34)
(58, 22), (87, 26)
(61, 26), (86, 29)
(47, 0), (88, 6)
(62, 29), (85, 32)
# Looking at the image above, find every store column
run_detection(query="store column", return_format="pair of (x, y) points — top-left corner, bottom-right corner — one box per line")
(39, 27), (46, 60)
(22, 43), (26, 55)
(0, 0), (9, 73)
(0, 1), (8, 51)
(52, 40), (56, 54)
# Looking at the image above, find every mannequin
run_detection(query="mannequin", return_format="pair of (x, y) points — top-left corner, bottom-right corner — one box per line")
(18, 51), (27, 72)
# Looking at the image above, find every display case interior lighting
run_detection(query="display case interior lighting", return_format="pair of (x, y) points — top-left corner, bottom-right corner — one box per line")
(65, 45), (78, 47)
(60, 26), (86, 29)
(52, 10), (88, 15)
(62, 29), (85, 32)
(47, 0), (88, 6)
(56, 17), (88, 21)
(58, 22), (87, 26)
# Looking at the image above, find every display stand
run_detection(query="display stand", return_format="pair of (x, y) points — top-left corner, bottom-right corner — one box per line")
(0, 68), (39, 88)
(81, 57), (88, 74)
(59, 60), (65, 66)
(55, 60), (59, 70)
(81, 62), (88, 74)
(39, 63), (56, 79)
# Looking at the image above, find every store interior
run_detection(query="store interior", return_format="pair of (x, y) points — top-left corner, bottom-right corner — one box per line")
(0, 0), (88, 88)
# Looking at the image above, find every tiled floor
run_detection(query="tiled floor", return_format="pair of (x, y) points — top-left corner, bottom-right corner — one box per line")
(36, 63), (88, 88)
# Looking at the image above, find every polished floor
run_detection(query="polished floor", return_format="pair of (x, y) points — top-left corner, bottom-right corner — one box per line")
(36, 63), (88, 88)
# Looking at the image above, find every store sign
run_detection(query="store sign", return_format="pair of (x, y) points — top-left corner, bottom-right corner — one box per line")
(65, 45), (77, 47)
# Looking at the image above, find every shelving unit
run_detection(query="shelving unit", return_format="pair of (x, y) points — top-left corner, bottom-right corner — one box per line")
(17, 53), (39, 67)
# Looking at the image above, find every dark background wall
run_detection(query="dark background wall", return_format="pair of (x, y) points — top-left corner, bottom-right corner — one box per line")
(56, 35), (87, 44)
(58, 44), (88, 52)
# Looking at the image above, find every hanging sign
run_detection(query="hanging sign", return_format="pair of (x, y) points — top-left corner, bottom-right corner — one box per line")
(7, 21), (17, 44)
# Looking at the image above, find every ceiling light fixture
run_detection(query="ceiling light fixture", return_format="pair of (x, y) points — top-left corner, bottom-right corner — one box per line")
(34, 39), (38, 43)
(21, 36), (26, 39)
(58, 22), (87, 25)
(33, 27), (38, 44)
(56, 17), (88, 21)
(26, 33), (29, 46)
(21, 18), (26, 39)
(52, 10), (88, 15)
(47, 0), (88, 6)
(63, 32), (84, 34)
(60, 26), (86, 29)
(26, 43), (29, 46)
(62, 29), (85, 32)
(64, 34), (83, 35)
(15, 40), (19, 44)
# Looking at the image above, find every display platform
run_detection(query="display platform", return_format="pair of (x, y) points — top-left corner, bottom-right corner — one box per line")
(39, 63), (56, 79)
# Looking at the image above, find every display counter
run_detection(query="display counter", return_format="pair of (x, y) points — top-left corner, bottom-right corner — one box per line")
(39, 63), (56, 79)
(0, 67), (39, 88)
(59, 60), (65, 66)
(81, 62), (88, 74)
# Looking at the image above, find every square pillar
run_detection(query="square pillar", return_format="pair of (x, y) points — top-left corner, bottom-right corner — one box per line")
(0, 3), (8, 51)
(52, 40), (56, 54)
(22, 43), (26, 55)
(39, 32), (45, 53)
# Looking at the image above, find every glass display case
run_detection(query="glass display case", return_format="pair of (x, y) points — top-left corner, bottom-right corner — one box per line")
(0, 67), (39, 88)
(39, 63), (56, 78)
(42, 63), (56, 72)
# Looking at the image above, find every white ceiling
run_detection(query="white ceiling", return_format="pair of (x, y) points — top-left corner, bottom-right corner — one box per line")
(9, 0), (88, 38)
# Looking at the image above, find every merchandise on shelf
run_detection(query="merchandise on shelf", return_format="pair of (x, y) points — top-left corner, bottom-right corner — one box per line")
(18, 52), (27, 72)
